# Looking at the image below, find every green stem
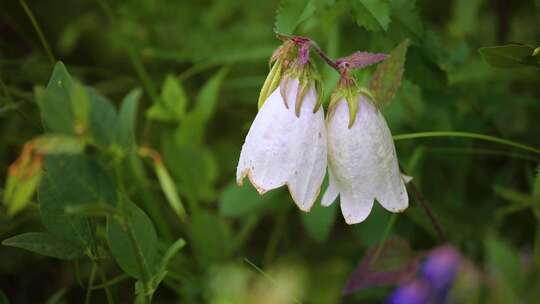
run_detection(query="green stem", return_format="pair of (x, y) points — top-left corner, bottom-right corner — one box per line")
(125, 222), (152, 304)
(85, 263), (98, 304)
(370, 214), (397, 266)
(393, 131), (540, 155)
(91, 273), (130, 290)
(96, 261), (115, 304)
(17, 0), (56, 64)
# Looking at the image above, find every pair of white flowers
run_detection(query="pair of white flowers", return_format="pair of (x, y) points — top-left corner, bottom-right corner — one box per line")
(236, 41), (409, 224)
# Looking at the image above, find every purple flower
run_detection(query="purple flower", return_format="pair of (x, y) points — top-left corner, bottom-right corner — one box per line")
(420, 246), (461, 298)
(385, 246), (461, 304)
(386, 280), (432, 304)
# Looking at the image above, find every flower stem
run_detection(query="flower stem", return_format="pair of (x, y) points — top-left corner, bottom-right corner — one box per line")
(96, 261), (115, 304)
(393, 131), (540, 155)
(85, 263), (98, 304)
(408, 178), (446, 242)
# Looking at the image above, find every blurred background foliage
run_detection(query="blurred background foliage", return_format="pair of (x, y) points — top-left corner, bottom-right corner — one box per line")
(0, 0), (539, 303)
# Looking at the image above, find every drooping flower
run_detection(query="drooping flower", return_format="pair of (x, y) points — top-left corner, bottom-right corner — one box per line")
(322, 81), (409, 224)
(236, 38), (327, 211)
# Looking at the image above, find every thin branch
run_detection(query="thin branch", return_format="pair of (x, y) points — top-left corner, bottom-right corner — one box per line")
(407, 179), (446, 242)
(18, 0), (56, 64)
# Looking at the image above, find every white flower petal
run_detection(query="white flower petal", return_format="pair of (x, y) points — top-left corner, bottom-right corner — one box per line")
(340, 189), (374, 225)
(321, 168), (339, 207)
(325, 95), (408, 224)
(401, 174), (413, 184)
(237, 78), (327, 211)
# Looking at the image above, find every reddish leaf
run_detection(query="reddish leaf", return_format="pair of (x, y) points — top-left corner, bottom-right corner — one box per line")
(343, 238), (419, 295)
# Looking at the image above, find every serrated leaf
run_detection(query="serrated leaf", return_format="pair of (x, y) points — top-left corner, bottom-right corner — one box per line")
(369, 39), (409, 106)
(479, 44), (537, 68)
(2, 232), (85, 260)
(388, 0), (424, 41)
(146, 75), (187, 122)
(405, 45), (447, 91)
(107, 198), (159, 279)
(275, 0), (316, 35)
(38, 62), (76, 135)
(116, 88), (141, 148)
(351, 0), (391, 32)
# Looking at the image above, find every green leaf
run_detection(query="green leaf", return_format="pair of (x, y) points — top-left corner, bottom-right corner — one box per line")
(150, 238), (186, 289)
(116, 88), (141, 148)
(448, 0), (483, 37)
(32, 135), (86, 155)
(351, 0), (391, 32)
(154, 161), (186, 222)
(107, 199), (159, 279)
(146, 75), (187, 122)
(69, 82), (91, 134)
(38, 62), (75, 134)
(388, 0), (424, 41)
(479, 44), (537, 68)
(275, 0), (316, 35)
(369, 39), (409, 106)
(88, 88), (118, 146)
(301, 200), (337, 243)
(404, 45), (447, 91)
(191, 210), (231, 265)
(39, 155), (117, 248)
(64, 202), (121, 218)
(163, 141), (217, 202)
(533, 165), (540, 199)
(2, 232), (85, 260)
(219, 182), (286, 217)
(176, 68), (228, 145)
(485, 235), (522, 295)
(4, 148), (43, 216)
